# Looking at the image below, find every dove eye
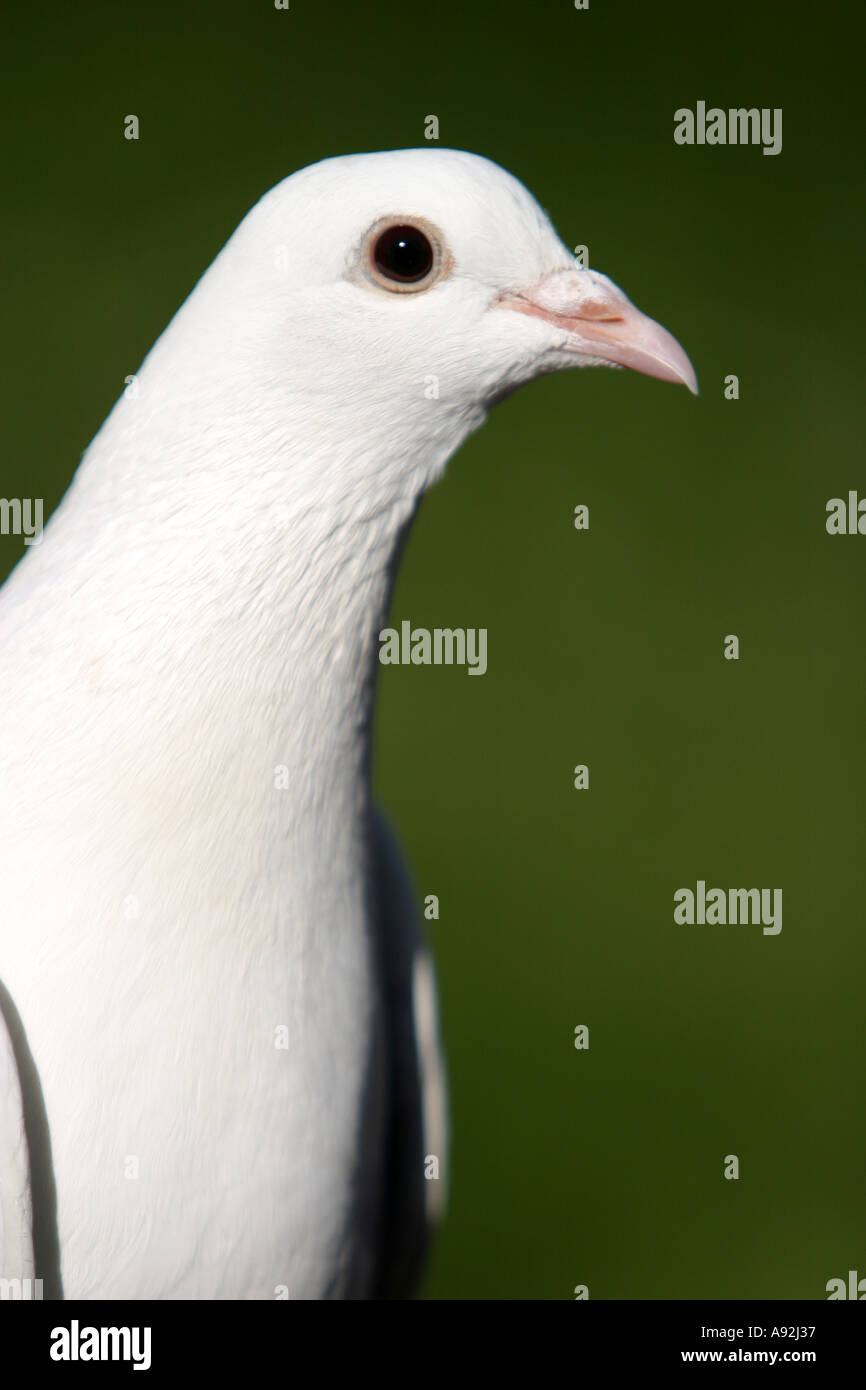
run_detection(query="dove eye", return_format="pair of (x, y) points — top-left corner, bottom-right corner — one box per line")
(362, 217), (446, 294)
(374, 225), (432, 282)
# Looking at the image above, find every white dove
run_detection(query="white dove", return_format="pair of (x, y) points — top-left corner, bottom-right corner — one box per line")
(0, 148), (695, 1300)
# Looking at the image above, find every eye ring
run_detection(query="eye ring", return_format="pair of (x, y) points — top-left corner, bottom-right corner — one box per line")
(361, 216), (448, 294)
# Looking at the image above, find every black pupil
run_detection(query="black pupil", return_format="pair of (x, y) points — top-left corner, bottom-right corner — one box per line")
(374, 225), (433, 282)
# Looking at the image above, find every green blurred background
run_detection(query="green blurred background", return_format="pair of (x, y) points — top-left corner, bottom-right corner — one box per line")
(2, 0), (863, 1299)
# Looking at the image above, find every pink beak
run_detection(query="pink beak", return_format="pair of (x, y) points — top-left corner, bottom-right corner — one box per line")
(502, 266), (698, 394)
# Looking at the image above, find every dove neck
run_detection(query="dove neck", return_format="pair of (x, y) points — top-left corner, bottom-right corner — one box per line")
(3, 403), (431, 890)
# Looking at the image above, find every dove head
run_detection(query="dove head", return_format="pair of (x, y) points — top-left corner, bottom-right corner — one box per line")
(183, 148), (696, 483)
(94, 147), (696, 527)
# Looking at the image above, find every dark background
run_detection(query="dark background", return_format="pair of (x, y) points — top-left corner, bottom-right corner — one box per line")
(2, 0), (863, 1298)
